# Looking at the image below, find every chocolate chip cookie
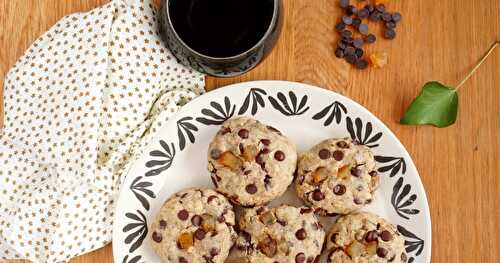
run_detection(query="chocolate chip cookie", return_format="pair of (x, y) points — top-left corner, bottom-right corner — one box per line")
(234, 205), (325, 262)
(150, 188), (236, 263)
(295, 138), (379, 215)
(326, 212), (407, 262)
(208, 117), (298, 206)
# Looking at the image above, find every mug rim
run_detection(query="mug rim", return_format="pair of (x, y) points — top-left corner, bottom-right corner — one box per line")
(163, 0), (280, 61)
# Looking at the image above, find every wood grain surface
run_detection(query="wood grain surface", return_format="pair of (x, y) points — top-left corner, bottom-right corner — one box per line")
(1, 0), (499, 262)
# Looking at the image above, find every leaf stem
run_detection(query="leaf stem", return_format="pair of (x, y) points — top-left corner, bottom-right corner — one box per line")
(455, 41), (499, 90)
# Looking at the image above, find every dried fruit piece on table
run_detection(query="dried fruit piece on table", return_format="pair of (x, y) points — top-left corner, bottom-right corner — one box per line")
(369, 52), (388, 68)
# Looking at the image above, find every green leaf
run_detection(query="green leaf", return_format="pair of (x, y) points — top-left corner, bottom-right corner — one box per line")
(400, 81), (458, 128)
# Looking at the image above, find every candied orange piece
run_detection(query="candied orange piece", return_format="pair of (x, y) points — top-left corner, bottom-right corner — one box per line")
(369, 52), (388, 69)
(177, 232), (194, 249)
(218, 151), (242, 170)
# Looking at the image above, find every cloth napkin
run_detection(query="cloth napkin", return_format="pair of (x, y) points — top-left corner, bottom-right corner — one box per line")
(0, 0), (204, 262)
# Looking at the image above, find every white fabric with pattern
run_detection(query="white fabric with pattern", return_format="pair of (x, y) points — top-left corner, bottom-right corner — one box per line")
(0, 0), (205, 262)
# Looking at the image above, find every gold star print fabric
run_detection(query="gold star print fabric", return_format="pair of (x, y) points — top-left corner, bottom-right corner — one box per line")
(0, 0), (204, 262)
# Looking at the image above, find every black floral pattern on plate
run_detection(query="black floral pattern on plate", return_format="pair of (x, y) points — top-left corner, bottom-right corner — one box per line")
(177, 117), (198, 150)
(238, 88), (267, 115)
(123, 210), (148, 253)
(346, 117), (382, 147)
(392, 177), (420, 219)
(374, 155), (407, 177)
(122, 255), (143, 263)
(312, 101), (347, 126)
(145, 140), (175, 177)
(130, 176), (156, 211)
(196, 96), (236, 125)
(397, 225), (424, 263)
(268, 91), (310, 116)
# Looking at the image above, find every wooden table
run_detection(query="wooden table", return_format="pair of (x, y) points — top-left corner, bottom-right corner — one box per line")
(1, 0), (498, 262)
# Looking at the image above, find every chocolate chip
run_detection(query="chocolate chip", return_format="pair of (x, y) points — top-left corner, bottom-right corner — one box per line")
(239, 143), (245, 154)
(245, 184), (257, 194)
(358, 8), (369, 19)
(352, 17), (361, 27)
(345, 54), (357, 65)
(152, 231), (162, 243)
(342, 15), (352, 25)
(338, 41), (347, 49)
(264, 175), (271, 188)
(312, 189), (325, 201)
(300, 207), (313, 214)
(375, 4), (385, 12)
(335, 48), (345, 58)
(358, 24), (369, 35)
(365, 230), (378, 242)
(353, 38), (364, 48)
(295, 228), (307, 240)
(210, 149), (221, 159)
(345, 46), (355, 55)
(191, 215), (202, 226)
(346, 5), (357, 16)
(274, 151), (285, 161)
(261, 148), (270, 154)
(179, 257), (188, 263)
(369, 12), (381, 21)
(380, 230), (393, 241)
(350, 168), (362, 177)
(178, 209), (189, 220)
(333, 184), (346, 195)
(377, 247), (388, 258)
(355, 59), (368, 69)
(260, 139), (271, 146)
(238, 129), (249, 139)
(365, 3), (374, 13)
(332, 150), (344, 161)
(341, 30), (353, 38)
(194, 228), (206, 240)
(159, 220), (167, 229)
(336, 141), (349, 148)
(295, 252), (306, 263)
(355, 48), (364, 59)
(381, 12), (392, 22)
(354, 198), (363, 204)
(365, 34), (376, 44)
(392, 12), (402, 22)
(342, 36), (353, 44)
(339, 0), (349, 8)
(318, 149), (331, 159)
(256, 153), (265, 167)
(217, 214), (225, 223)
(383, 28), (396, 40)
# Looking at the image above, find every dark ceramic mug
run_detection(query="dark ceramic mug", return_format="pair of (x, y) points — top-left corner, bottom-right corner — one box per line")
(159, 0), (283, 77)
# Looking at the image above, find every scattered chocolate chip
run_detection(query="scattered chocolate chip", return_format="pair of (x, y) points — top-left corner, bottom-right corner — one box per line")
(375, 4), (385, 12)
(194, 228), (206, 240)
(333, 184), (346, 195)
(255, 153), (265, 167)
(159, 220), (167, 229)
(350, 168), (362, 177)
(345, 46), (355, 55)
(369, 12), (381, 21)
(365, 33), (376, 44)
(338, 41), (347, 49)
(152, 231), (162, 243)
(341, 30), (353, 38)
(179, 257), (188, 263)
(210, 247), (220, 257)
(335, 48), (345, 58)
(191, 215), (202, 226)
(355, 48), (364, 59)
(354, 198), (363, 204)
(392, 12), (402, 22)
(353, 38), (364, 48)
(244, 170), (252, 175)
(261, 148), (270, 154)
(346, 5), (358, 16)
(380, 230), (393, 241)
(336, 141), (349, 148)
(377, 247), (388, 258)
(318, 149), (331, 159)
(217, 214), (226, 223)
(365, 230), (378, 242)
(178, 209), (189, 220)
(381, 12), (392, 22)
(383, 28), (396, 39)
(352, 17), (362, 27)
(345, 54), (357, 64)
(210, 149), (221, 159)
(332, 150), (344, 161)
(365, 3), (374, 12)
(277, 219), (288, 226)
(295, 252), (306, 263)
(342, 15), (353, 25)
(245, 184), (257, 194)
(260, 139), (271, 146)
(385, 21), (396, 29)
(264, 175), (271, 189)
(238, 129), (249, 139)
(295, 228), (307, 240)
(339, 0), (349, 9)
(312, 189), (325, 201)
(358, 24), (369, 35)
(239, 143), (245, 154)
(300, 207), (313, 214)
(358, 8), (369, 19)
(274, 151), (285, 161)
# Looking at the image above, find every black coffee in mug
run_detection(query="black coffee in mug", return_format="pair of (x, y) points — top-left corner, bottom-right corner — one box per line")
(160, 0), (282, 77)
(169, 0), (274, 58)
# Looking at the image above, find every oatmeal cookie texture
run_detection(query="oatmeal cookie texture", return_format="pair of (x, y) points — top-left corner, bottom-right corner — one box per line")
(150, 188), (236, 263)
(295, 138), (379, 215)
(234, 205), (325, 263)
(208, 117), (297, 206)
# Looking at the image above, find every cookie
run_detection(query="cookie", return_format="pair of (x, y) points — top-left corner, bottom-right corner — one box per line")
(295, 138), (379, 215)
(150, 188), (236, 263)
(234, 205), (325, 263)
(325, 212), (407, 262)
(208, 117), (298, 206)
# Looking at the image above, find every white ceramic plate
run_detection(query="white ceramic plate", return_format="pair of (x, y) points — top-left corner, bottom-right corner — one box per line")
(113, 81), (431, 263)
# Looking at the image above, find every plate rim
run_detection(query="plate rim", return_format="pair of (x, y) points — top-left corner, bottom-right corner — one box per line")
(112, 80), (432, 262)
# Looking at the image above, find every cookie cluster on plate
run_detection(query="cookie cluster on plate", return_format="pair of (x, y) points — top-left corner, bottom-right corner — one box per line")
(150, 117), (408, 263)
